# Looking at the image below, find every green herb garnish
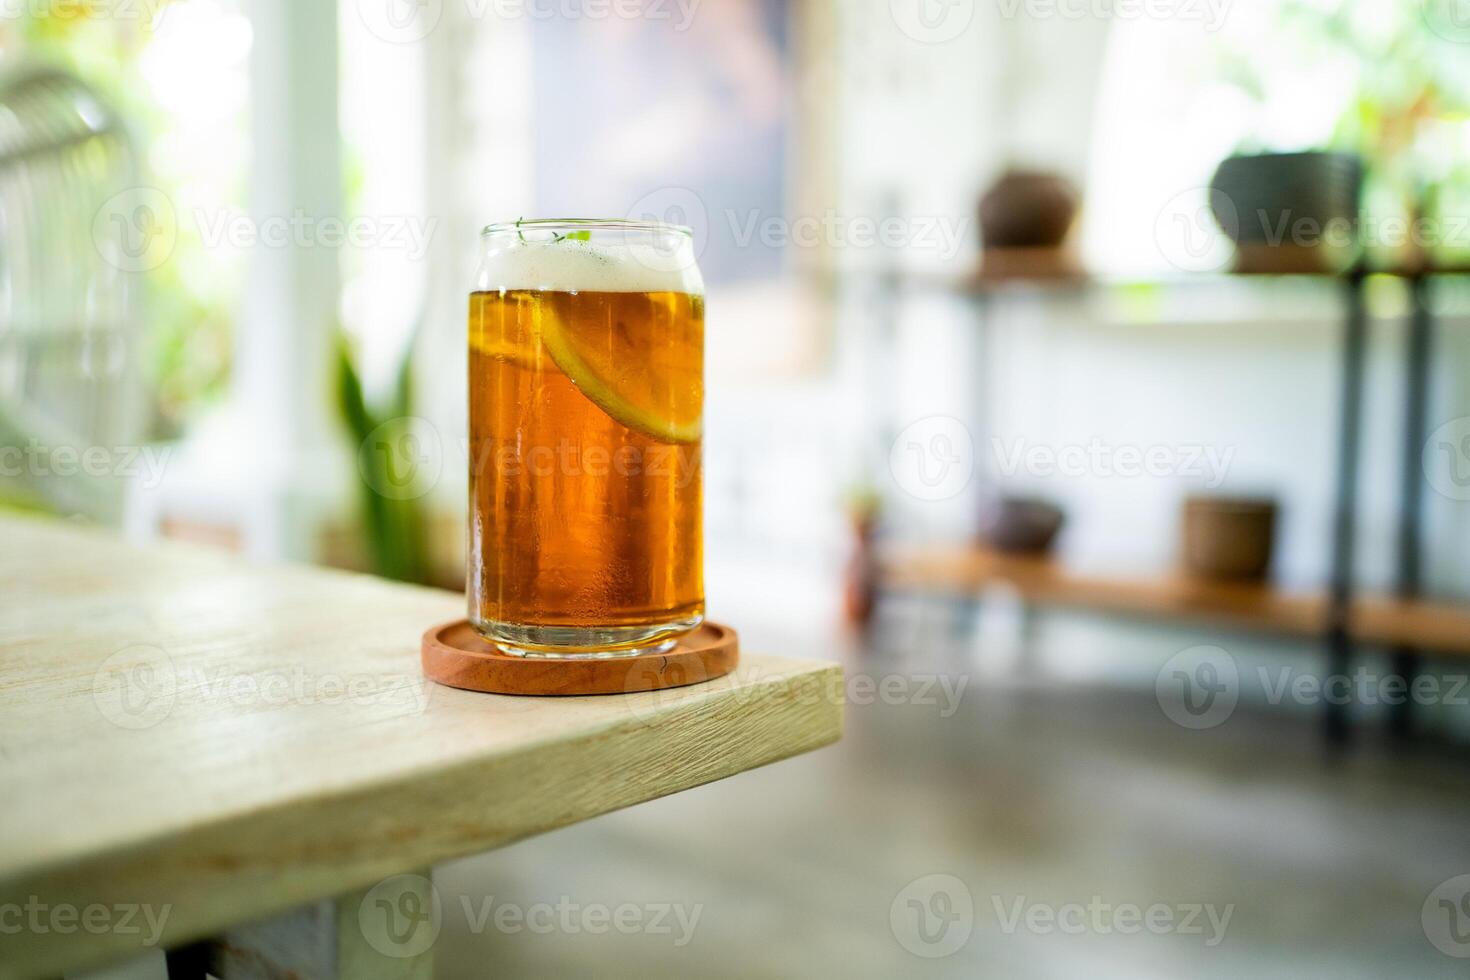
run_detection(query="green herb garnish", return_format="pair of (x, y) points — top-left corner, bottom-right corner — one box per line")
(513, 219), (590, 244)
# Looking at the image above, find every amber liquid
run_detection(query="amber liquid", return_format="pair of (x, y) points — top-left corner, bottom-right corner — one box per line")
(468, 289), (704, 652)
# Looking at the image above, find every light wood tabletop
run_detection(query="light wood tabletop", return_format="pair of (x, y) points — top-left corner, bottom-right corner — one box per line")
(0, 516), (843, 980)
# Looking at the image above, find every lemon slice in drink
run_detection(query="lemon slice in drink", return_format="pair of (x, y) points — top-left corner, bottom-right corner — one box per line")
(469, 291), (538, 368)
(534, 291), (703, 444)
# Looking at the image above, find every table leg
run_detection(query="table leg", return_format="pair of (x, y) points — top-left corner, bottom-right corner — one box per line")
(66, 950), (168, 980)
(195, 871), (436, 980)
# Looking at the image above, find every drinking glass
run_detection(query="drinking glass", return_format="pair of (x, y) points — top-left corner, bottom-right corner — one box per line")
(468, 219), (704, 658)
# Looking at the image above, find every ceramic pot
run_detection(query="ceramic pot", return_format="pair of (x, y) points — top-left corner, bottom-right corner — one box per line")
(978, 170), (1080, 250)
(1180, 495), (1278, 581)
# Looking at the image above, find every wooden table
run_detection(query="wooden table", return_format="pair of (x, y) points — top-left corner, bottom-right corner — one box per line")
(0, 517), (842, 979)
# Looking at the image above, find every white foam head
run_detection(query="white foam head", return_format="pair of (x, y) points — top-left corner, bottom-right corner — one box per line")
(477, 230), (704, 295)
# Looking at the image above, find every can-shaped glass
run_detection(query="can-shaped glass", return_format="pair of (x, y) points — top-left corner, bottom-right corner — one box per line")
(468, 219), (704, 658)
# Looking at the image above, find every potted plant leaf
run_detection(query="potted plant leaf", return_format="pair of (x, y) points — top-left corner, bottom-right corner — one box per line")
(1208, 1), (1470, 274)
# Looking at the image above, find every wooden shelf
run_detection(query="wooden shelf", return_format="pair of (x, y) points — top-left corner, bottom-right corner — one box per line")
(880, 545), (1470, 657)
(882, 261), (1470, 298)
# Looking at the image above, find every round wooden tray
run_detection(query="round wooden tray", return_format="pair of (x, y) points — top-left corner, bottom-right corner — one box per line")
(421, 620), (739, 696)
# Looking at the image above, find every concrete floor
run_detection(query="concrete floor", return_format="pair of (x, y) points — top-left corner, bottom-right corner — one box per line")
(433, 599), (1470, 978)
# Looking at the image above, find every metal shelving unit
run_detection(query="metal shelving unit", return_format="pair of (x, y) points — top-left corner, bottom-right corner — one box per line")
(873, 259), (1470, 747)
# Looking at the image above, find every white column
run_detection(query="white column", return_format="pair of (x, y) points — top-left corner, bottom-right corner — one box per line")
(234, 0), (348, 560)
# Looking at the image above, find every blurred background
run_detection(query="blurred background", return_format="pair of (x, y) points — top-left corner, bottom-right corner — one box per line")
(5, 0), (1470, 976)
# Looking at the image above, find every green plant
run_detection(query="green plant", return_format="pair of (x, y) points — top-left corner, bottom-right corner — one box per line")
(1214, 1), (1470, 263)
(335, 332), (432, 584)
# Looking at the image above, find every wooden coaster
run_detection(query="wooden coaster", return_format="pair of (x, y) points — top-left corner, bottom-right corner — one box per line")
(421, 620), (739, 696)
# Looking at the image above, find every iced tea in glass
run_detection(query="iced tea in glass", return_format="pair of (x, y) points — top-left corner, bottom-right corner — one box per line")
(468, 219), (704, 657)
